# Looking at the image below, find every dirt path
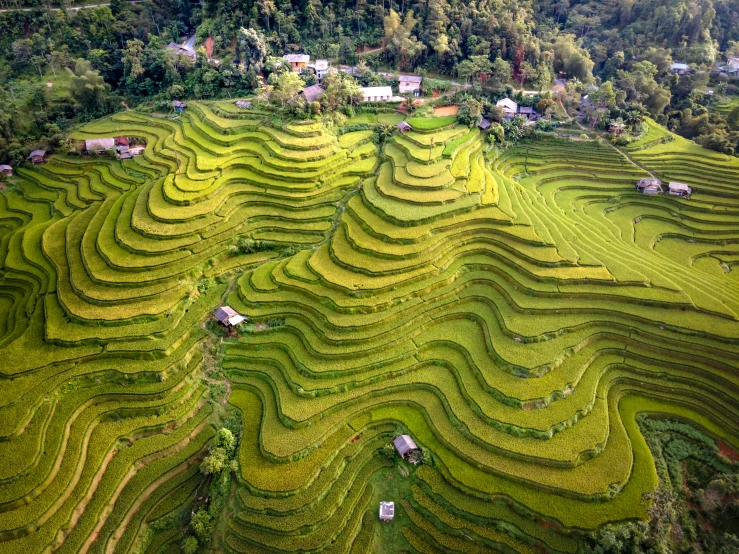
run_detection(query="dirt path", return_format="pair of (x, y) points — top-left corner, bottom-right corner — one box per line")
(605, 140), (658, 179)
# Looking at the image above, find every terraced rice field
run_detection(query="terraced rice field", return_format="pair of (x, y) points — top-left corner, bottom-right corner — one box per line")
(0, 103), (737, 553)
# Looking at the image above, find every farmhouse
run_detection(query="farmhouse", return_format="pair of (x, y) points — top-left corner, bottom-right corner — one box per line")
(668, 182), (691, 197)
(236, 100), (252, 109)
(478, 118), (492, 130)
(636, 178), (663, 195)
(128, 145), (145, 156)
(283, 54), (310, 73)
(379, 502), (394, 522)
(397, 121), (412, 133)
(301, 84), (325, 103)
(361, 86), (393, 102)
(393, 435), (420, 459)
(27, 150), (46, 164)
(85, 138), (115, 154)
(496, 98), (518, 117)
(398, 74), (423, 95)
(173, 100), (187, 111)
(214, 306), (246, 327)
(671, 62), (690, 75)
(0, 165), (12, 178)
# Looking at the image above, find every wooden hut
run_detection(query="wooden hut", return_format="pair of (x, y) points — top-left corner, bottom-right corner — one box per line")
(27, 150), (46, 164)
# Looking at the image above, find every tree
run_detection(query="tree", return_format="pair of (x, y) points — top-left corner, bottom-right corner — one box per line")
(728, 105), (739, 130)
(122, 39), (145, 90)
(67, 59), (110, 115)
(190, 509), (214, 542)
(552, 35), (594, 83)
(457, 97), (484, 127)
(489, 58), (512, 88)
(590, 81), (616, 108)
(455, 60), (475, 84)
(383, 10), (426, 70)
(237, 28), (267, 72)
(271, 72), (305, 108)
(182, 536), (198, 554)
(216, 428), (236, 455)
(200, 447), (227, 475)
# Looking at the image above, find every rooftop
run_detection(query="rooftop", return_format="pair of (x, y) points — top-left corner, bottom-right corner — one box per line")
(379, 501), (394, 520)
(28, 150), (46, 158)
(397, 121), (411, 131)
(478, 118), (491, 130)
(302, 84), (325, 103)
(398, 74), (423, 83)
(361, 86), (393, 97)
(283, 54), (310, 63)
(393, 434), (418, 455)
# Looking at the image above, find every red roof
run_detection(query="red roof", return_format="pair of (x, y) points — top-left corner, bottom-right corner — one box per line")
(115, 136), (129, 146)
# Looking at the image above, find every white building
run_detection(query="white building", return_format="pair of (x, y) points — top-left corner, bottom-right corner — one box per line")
(671, 62), (690, 75)
(668, 182), (692, 197)
(312, 59), (329, 82)
(496, 98), (518, 117)
(398, 75), (422, 95)
(361, 86), (393, 102)
(379, 502), (394, 522)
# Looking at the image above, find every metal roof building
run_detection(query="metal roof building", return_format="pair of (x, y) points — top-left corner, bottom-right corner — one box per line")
(214, 306), (246, 327)
(379, 502), (394, 522)
(393, 435), (419, 458)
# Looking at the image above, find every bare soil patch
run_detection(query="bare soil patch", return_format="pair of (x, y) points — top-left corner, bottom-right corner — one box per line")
(433, 105), (459, 116)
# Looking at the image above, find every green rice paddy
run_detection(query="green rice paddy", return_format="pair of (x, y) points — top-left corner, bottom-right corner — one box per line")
(0, 104), (737, 553)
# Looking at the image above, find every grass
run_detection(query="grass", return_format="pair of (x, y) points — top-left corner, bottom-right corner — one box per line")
(0, 104), (737, 554)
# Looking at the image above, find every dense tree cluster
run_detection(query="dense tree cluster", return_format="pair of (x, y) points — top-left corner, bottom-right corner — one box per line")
(1, 0), (739, 160)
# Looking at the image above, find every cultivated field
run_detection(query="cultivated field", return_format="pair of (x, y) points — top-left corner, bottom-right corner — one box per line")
(0, 103), (737, 553)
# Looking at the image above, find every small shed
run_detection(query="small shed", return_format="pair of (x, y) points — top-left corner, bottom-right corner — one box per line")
(636, 178), (663, 194)
(236, 100), (252, 109)
(173, 100), (187, 111)
(397, 121), (412, 133)
(668, 182), (691, 197)
(393, 435), (419, 459)
(399, 74), (423, 95)
(301, 84), (325, 103)
(379, 502), (394, 522)
(478, 118), (492, 130)
(85, 138), (115, 154)
(128, 146), (145, 156)
(0, 164), (12, 178)
(28, 150), (46, 164)
(214, 306), (246, 327)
